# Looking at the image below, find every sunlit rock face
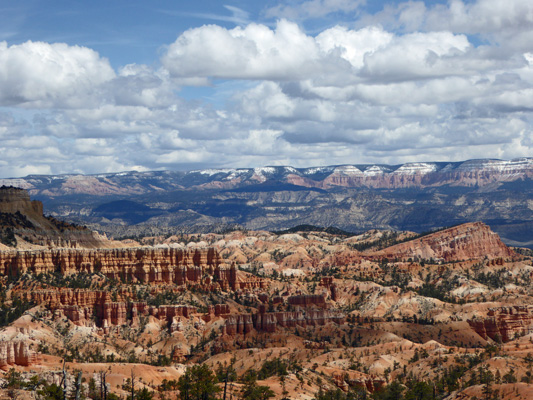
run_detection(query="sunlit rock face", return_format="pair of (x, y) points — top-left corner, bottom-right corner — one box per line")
(376, 222), (515, 262)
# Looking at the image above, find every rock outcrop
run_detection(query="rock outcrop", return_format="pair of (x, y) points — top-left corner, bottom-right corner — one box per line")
(377, 222), (515, 262)
(0, 341), (39, 368)
(0, 186), (43, 216)
(468, 306), (533, 342)
(0, 186), (111, 248)
(0, 247), (241, 288)
(32, 289), (198, 331)
(288, 294), (326, 307)
(208, 304), (230, 316)
(224, 309), (345, 335)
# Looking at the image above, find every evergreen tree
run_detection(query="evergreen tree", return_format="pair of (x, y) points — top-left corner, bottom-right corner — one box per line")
(177, 364), (220, 400)
(241, 382), (275, 400)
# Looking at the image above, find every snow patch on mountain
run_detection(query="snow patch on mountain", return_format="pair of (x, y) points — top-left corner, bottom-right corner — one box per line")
(252, 167), (277, 182)
(303, 166), (334, 175)
(284, 167), (298, 173)
(191, 168), (238, 176)
(457, 158), (533, 173)
(224, 169), (249, 180)
(333, 165), (363, 175)
(254, 167), (277, 175)
(363, 165), (391, 176)
(393, 163), (438, 175)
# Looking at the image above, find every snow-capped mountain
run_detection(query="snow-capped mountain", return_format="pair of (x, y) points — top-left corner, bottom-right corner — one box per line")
(0, 158), (531, 248)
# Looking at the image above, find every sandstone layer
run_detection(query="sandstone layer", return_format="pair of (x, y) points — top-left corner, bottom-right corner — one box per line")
(378, 222), (515, 261)
(224, 309), (345, 335)
(0, 246), (232, 283)
(468, 306), (533, 342)
(0, 341), (39, 368)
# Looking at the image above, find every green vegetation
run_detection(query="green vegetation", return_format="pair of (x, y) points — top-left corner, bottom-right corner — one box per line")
(34, 271), (96, 289)
(0, 295), (35, 326)
(473, 268), (511, 289)
(314, 388), (367, 400)
(241, 381), (275, 400)
(177, 364), (220, 400)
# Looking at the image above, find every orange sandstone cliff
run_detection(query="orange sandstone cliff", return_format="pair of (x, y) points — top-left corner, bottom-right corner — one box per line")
(377, 222), (515, 262)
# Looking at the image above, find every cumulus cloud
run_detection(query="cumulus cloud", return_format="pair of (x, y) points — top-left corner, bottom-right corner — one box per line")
(162, 20), (330, 81)
(0, 0), (532, 178)
(0, 41), (115, 108)
(162, 19), (522, 86)
(365, 0), (533, 50)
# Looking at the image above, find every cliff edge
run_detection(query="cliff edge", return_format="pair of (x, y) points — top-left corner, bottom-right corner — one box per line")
(0, 186), (114, 249)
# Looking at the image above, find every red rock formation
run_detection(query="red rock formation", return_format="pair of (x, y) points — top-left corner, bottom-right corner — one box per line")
(0, 187), (43, 216)
(0, 341), (39, 368)
(288, 294), (326, 307)
(32, 288), (115, 309)
(31, 289), (197, 330)
(232, 268), (266, 290)
(468, 305), (533, 342)
(0, 247), (233, 286)
(214, 304), (230, 316)
(320, 277), (338, 301)
(253, 312), (277, 332)
(328, 369), (386, 393)
(378, 222), (515, 262)
(224, 309), (345, 335)
(224, 314), (254, 335)
(285, 159), (533, 189)
(101, 302), (128, 330)
(150, 305), (196, 320)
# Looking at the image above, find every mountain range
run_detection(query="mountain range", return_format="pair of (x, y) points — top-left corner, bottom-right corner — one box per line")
(1, 157), (532, 247)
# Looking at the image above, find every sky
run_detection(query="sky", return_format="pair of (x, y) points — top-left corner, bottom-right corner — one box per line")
(0, 0), (532, 177)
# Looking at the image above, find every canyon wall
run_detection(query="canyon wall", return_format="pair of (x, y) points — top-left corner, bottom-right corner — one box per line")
(468, 306), (533, 342)
(288, 294), (327, 307)
(378, 222), (515, 261)
(0, 186), (112, 249)
(32, 288), (197, 332)
(0, 247), (237, 286)
(0, 187), (43, 216)
(224, 309), (345, 335)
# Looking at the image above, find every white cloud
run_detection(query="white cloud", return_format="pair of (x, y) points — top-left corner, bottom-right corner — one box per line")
(315, 26), (393, 69)
(365, 0), (533, 50)
(162, 20), (328, 81)
(428, 0), (533, 37)
(360, 31), (471, 81)
(239, 82), (296, 118)
(0, 41), (115, 108)
(0, 0), (532, 177)
(162, 19), (526, 87)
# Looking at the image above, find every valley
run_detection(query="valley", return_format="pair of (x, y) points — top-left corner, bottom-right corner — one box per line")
(0, 187), (532, 399)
